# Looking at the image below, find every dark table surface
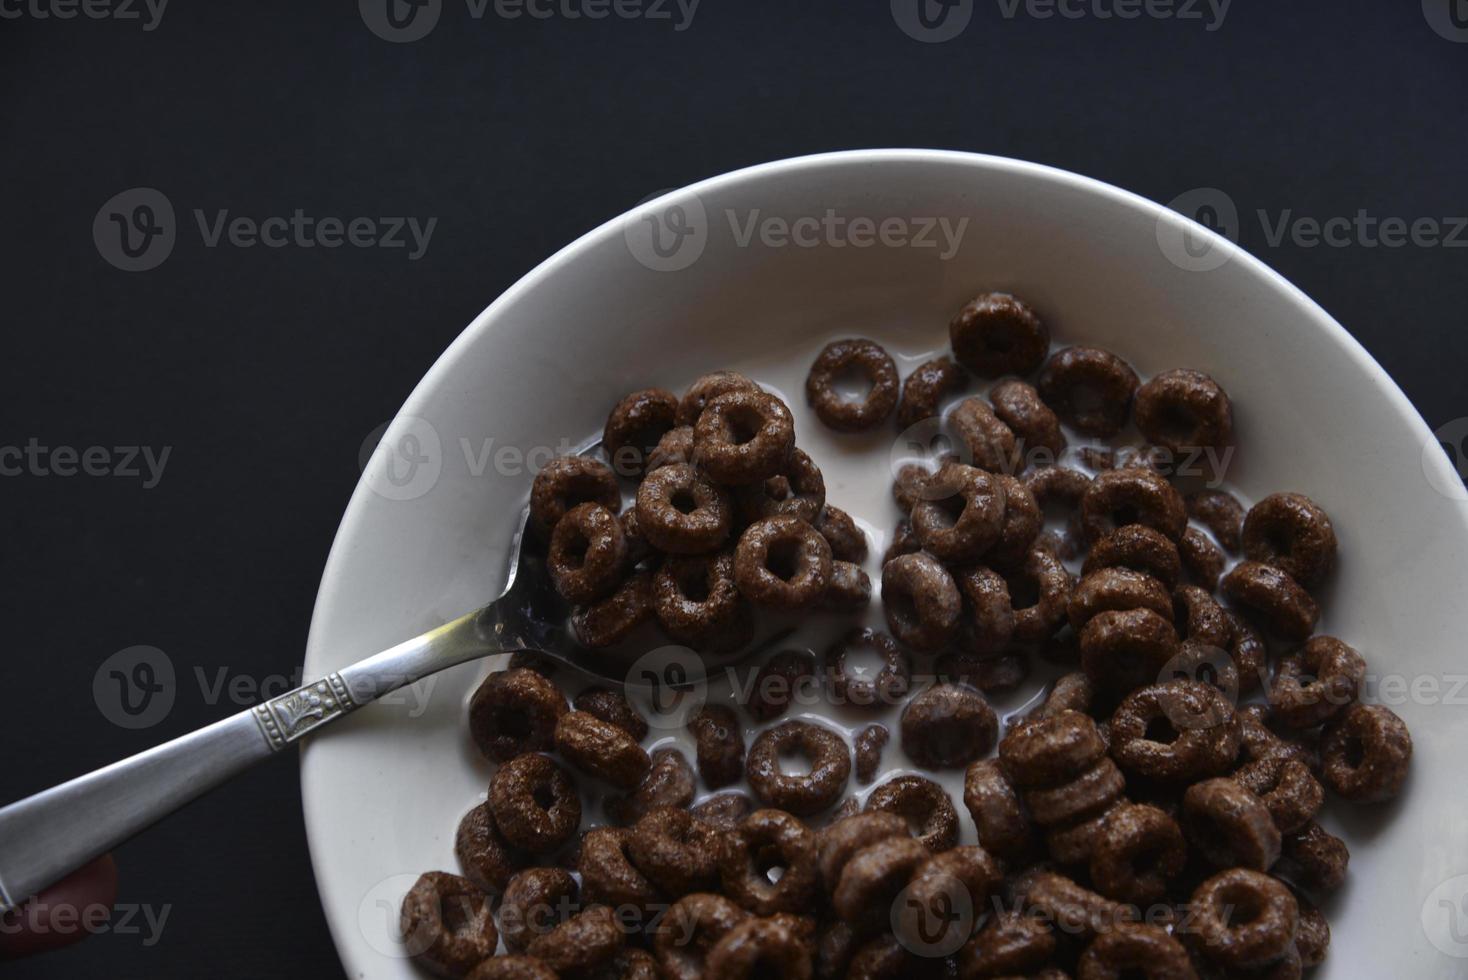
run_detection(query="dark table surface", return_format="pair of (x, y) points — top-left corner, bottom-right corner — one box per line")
(2, 1), (1465, 976)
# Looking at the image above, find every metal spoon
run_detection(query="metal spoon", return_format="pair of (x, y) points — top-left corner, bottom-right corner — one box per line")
(0, 442), (636, 911)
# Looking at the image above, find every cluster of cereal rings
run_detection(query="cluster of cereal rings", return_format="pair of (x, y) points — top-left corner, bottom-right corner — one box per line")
(400, 291), (1411, 979)
(529, 370), (875, 652)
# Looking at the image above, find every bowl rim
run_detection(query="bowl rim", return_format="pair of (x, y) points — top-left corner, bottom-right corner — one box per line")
(298, 147), (1468, 975)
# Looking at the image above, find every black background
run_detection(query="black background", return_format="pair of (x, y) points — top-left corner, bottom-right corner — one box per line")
(1, 1), (1464, 976)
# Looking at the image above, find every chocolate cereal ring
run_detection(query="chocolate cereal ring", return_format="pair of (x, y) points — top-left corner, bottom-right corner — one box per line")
(910, 463), (1008, 562)
(817, 811), (910, 892)
(694, 389), (796, 486)
(957, 911), (1057, 978)
(1174, 584), (1234, 651)
(854, 724), (890, 784)
(734, 447), (826, 524)
(688, 704), (746, 789)
(526, 904), (625, 976)
(1006, 544), (1073, 642)
(1189, 868), (1298, 969)
(604, 387), (679, 477)
(691, 793), (756, 832)
(530, 456), (621, 537)
(647, 425), (696, 471)
(1083, 524), (1183, 590)
(1188, 489), (1245, 552)
(814, 504), (868, 562)
(629, 807), (720, 896)
(1069, 567), (1174, 631)
(1080, 607), (1180, 692)
(1182, 778), (1281, 871)
(1179, 526), (1225, 590)
(399, 872), (499, 978)
(454, 802), (523, 894)
(746, 721), (851, 816)
(900, 682), (998, 769)
(1234, 755), (1324, 834)
(880, 552), (961, 651)
(832, 835), (932, 926)
(469, 668), (567, 763)
(578, 826), (662, 909)
(705, 915), (813, 979)
(992, 378), (1067, 465)
(1080, 467), (1187, 543)
(605, 748), (696, 825)
(555, 710), (651, 791)
(1294, 892), (1331, 969)
(962, 759), (1035, 865)
(1269, 636), (1366, 730)
(1230, 613), (1269, 695)
(1000, 710), (1108, 789)
(1242, 492), (1337, 588)
(747, 650), (817, 722)
(499, 866), (578, 951)
(896, 846), (1003, 951)
(734, 515), (832, 607)
(490, 753), (582, 854)
(825, 628), (911, 710)
(466, 957), (556, 980)
(806, 338), (900, 432)
(636, 462), (732, 555)
(897, 356), (967, 429)
(882, 519), (920, 565)
(949, 292), (1050, 377)
(654, 893), (748, 980)
(574, 571), (656, 649)
(1078, 922), (1194, 980)
(1088, 803), (1186, 906)
(1320, 703), (1412, 803)
(1037, 346), (1140, 437)
(936, 650), (1029, 695)
(1109, 681), (1239, 783)
(951, 396), (1019, 473)
(653, 552), (741, 641)
(678, 370), (759, 426)
(1277, 821), (1349, 893)
(987, 474), (1043, 568)
(1220, 561), (1318, 641)
(1134, 368), (1233, 453)
(822, 560), (872, 611)
(573, 687), (649, 742)
(549, 503), (629, 604)
(865, 774), (961, 852)
(717, 808), (820, 915)
(1014, 868), (1135, 938)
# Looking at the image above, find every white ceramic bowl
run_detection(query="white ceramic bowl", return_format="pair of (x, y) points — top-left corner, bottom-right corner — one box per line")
(301, 150), (1468, 979)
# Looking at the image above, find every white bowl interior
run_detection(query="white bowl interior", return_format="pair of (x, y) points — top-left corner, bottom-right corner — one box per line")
(301, 150), (1468, 978)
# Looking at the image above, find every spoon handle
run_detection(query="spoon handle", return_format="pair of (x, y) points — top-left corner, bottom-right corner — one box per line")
(0, 608), (494, 911)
